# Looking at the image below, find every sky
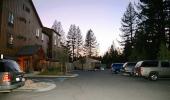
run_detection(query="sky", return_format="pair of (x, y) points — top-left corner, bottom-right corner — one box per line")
(33, 0), (136, 56)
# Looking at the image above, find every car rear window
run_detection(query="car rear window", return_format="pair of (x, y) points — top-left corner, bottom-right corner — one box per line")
(141, 61), (158, 67)
(0, 62), (5, 72)
(112, 63), (123, 68)
(135, 62), (142, 68)
(0, 61), (21, 72)
(161, 61), (170, 68)
(127, 63), (136, 67)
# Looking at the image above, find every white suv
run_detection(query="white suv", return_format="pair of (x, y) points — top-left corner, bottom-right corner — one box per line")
(134, 60), (170, 81)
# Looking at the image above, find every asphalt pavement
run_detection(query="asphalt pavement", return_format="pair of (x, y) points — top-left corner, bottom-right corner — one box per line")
(0, 70), (170, 100)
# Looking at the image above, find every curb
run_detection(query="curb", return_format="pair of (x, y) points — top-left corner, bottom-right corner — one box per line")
(13, 88), (35, 92)
(25, 74), (79, 78)
(15, 82), (56, 92)
(34, 83), (56, 92)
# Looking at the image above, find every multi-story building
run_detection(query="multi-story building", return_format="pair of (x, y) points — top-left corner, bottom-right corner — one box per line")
(42, 27), (61, 60)
(0, 0), (50, 72)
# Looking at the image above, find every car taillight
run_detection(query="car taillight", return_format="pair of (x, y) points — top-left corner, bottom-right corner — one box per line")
(140, 67), (143, 73)
(3, 73), (11, 82)
(139, 67), (143, 76)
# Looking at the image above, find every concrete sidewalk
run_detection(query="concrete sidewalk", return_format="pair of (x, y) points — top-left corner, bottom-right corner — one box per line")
(15, 72), (79, 92)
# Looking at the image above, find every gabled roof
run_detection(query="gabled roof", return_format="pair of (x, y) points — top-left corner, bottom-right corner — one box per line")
(74, 57), (101, 63)
(42, 27), (61, 37)
(85, 58), (101, 63)
(29, 0), (43, 27)
(17, 45), (42, 56)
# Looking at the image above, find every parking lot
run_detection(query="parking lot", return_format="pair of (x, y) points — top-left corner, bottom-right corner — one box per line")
(0, 70), (170, 100)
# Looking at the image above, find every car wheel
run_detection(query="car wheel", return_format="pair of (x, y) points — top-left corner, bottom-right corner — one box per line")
(149, 73), (158, 81)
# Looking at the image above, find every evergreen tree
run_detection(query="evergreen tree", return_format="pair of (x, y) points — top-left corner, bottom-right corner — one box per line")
(164, 0), (170, 49)
(120, 2), (137, 60)
(67, 24), (77, 61)
(101, 51), (110, 68)
(76, 27), (83, 59)
(101, 43), (125, 68)
(52, 20), (66, 45)
(84, 29), (97, 57)
(137, 0), (166, 59)
(66, 25), (83, 61)
(158, 43), (170, 59)
(66, 40), (72, 62)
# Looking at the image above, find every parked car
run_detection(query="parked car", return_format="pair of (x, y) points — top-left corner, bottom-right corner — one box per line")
(111, 63), (124, 74)
(0, 59), (25, 92)
(134, 60), (170, 81)
(122, 62), (136, 76)
(100, 67), (105, 71)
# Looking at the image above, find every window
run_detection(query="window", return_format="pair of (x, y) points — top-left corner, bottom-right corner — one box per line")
(19, 17), (26, 24)
(161, 61), (170, 68)
(4, 61), (21, 72)
(8, 12), (14, 26)
(36, 29), (40, 37)
(25, 7), (30, 13)
(53, 33), (57, 45)
(58, 41), (61, 47)
(0, 62), (5, 72)
(127, 62), (136, 67)
(41, 33), (44, 41)
(8, 34), (14, 45)
(54, 39), (57, 45)
(23, 4), (30, 13)
(0, 61), (21, 72)
(54, 33), (56, 37)
(135, 61), (142, 68)
(142, 61), (158, 67)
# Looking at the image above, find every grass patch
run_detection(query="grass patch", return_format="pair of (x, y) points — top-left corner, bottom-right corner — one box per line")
(39, 67), (63, 75)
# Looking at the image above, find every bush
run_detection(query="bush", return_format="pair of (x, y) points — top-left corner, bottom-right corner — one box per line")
(158, 43), (170, 60)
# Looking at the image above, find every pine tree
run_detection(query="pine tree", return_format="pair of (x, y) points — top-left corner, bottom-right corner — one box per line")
(137, 0), (166, 59)
(76, 27), (83, 58)
(52, 20), (66, 45)
(158, 43), (170, 60)
(67, 24), (77, 61)
(164, 0), (170, 49)
(84, 29), (97, 57)
(120, 2), (137, 60)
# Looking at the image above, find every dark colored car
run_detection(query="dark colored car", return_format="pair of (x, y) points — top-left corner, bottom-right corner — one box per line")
(111, 63), (124, 74)
(122, 62), (137, 76)
(0, 59), (25, 92)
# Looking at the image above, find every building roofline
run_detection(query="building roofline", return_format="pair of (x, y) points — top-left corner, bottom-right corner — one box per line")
(43, 27), (61, 36)
(30, 0), (43, 27)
